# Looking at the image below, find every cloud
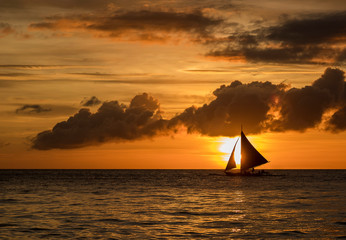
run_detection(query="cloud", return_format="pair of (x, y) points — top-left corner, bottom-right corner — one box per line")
(0, 78), (226, 89)
(0, 65), (75, 69)
(0, 0), (111, 9)
(15, 104), (51, 114)
(81, 96), (102, 107)
(266, 12), (346, 45)
(27, 6), (344, 65)
(70, 72), (151, 77)
(171, 68), (346, 135)
(327, 105), (346, 132)
(207, 12), (346, 64)
(32, 93), (170, 150)
(29, 10), (223, 43)
(0, 72), (33, 77)
(271, 68), (345, 131)
(32, 68), (346, 150)
(14, 104), (78, 117)
(169, 81), (286, 136)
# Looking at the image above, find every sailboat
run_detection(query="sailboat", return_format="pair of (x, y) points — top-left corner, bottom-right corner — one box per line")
(225, 129), (269, 175)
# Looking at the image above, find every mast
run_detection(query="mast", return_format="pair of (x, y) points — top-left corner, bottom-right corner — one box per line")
(225, 138), (239, 171)
(240, 130), (268, 171)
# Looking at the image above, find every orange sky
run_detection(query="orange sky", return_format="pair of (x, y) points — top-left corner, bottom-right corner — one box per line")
(0, 0), (345, 169)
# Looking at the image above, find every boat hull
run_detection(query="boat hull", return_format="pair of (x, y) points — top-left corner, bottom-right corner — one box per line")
(225, 170), (271, 176)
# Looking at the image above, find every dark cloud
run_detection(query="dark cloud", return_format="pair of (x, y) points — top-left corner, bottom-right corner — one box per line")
(87, 10), (221, 35)
(30, 10), (222, 42)
(130, 93), (160, 111)
(312, 67), (345, 102)
(14, 104), (78, 116)
(27, 5), (344, 64)
(172, 68), (345, 135)
(0, 72), (33, 77)
(0, 0), (111, 9)
(32, 68), (346, 150)
(271, 68), (345, 131)
(15, 104), (51, 114)
(271, 86), (332, 131)
(32, 93), (170, 150)
(0, 65), (85, 71)
(209, 46), (328, 64)
(70, 72), (150, 77)
(0, 78), (226, 89)
(327, 105), (346, 132)
(208, 12), (346, 64)
(169, 81), (285, 136)
(267, 12), (346, 45)
(183, 69), (235, 73)
(81, 96), (102, 107)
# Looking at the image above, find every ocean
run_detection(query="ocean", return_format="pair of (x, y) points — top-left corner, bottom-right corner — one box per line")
(0, 170), (345, 239)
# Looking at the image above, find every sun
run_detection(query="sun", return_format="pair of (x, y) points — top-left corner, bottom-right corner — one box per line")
(219, 137), (241, 167)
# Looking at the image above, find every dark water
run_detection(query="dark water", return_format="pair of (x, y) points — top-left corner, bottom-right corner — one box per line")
(0, 170), (345, 239)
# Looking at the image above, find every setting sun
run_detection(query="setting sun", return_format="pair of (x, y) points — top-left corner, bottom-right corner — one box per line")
(219, 137), (241, 167)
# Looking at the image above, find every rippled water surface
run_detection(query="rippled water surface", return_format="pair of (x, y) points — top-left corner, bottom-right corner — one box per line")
(0, 170), (345, 239)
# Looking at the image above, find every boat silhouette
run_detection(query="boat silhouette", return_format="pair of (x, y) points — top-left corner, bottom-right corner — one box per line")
(225, 129), (269, 176)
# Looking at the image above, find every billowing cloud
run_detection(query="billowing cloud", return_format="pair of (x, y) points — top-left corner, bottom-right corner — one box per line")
(15, 104), (51, 114)
(169, 81), (285, 136)
(271, 68), (345, 131)
(81, 96), (102, 106)
(170, 68), (346, 137)
(327, 105), (346, 132)
(29, 10), (222, 42)
(32, 68), (345, 150)
(173, 68), (345, 135)
(208, 12), (346, 64)
(32, 93), (169, 150)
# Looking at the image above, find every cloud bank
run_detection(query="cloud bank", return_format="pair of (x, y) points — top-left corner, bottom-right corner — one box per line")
(0, 0), (112, 9)
(30, 10), (222, 43)
(208, 11), (346, 64)
(170, 68), (345, 135)
(28, 8), (346, 65)
(32, 68), (345, 150)
(32, 93), (169, 149)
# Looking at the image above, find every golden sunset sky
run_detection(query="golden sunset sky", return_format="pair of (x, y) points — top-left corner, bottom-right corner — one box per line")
(0, 0), (345, 169)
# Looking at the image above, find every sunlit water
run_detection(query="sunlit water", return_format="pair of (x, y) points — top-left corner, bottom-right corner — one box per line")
(0, 170), (345, 239)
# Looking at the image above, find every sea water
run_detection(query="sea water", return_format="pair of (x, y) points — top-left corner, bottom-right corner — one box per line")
(0, 170), (345, 239)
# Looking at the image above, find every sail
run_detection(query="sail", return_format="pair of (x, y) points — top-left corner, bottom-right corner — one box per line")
(225, 138), (239, 171)
(240, 131), (268, 170)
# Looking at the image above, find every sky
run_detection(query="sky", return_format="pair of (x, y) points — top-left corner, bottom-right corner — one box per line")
(0, 0), (345, 169)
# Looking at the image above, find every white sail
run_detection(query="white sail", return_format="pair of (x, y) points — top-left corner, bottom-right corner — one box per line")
(225, 138), (239, 171)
